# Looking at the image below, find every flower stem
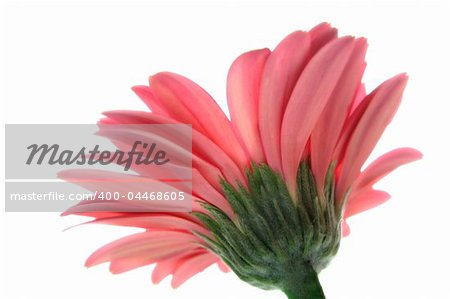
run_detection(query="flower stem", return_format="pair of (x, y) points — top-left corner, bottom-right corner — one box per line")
(282, 260), (326, 299)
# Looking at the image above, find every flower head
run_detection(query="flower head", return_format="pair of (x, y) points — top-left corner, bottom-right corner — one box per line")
(63, 23), (421, 298)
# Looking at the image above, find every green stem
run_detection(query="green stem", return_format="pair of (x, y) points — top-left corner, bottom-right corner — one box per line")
(281, 260), (326, 299)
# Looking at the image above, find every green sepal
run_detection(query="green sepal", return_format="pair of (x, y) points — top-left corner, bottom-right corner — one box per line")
(193, 162), (343, 298)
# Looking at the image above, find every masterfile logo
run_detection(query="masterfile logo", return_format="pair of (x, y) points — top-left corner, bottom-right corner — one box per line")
(4, 124), (193, 212)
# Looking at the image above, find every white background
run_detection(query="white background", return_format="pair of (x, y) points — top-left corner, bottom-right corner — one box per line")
(1, 1), (449, 298)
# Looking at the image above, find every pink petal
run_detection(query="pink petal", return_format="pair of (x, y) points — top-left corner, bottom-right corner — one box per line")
(336, 74), (408, 202)
(344, 189), (391, 218)
(84, 213), (210, 236)
(171, 252), (219, 288)
(109, 255), (155, 274)
(227, 48), (270, 162)
(217, 260), (230, 272)
(332, 85), (372, 165)
(152, 256), (180, 284)
(102, 110), (245, 189)
(192, 169), (233, 217)
(350, 83), (366, 114)
(308, 22), (338, 54)
(132, 85), (169, 116)
(310, 38), (367, 193)
(353, 147), (422, 194)
(150, 72), (249, 167)
(281, 37), (357, 195)
(85, 230), (200, 267)
(151, 250), (205, 284)
(259, 31), (311, 173)
(190, 131), (246, 187)
(60, 209), (121, 217)
(341, 220), (351, 237)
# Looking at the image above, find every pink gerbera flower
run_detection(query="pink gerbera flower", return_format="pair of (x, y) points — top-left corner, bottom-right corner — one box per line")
(63, 23), (421, 298)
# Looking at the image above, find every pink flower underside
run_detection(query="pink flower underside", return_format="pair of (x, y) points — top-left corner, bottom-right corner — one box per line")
(63, 22), (421, 286)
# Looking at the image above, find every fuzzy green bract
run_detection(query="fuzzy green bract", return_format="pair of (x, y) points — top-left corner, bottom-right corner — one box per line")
(193, 162), (345, 299)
